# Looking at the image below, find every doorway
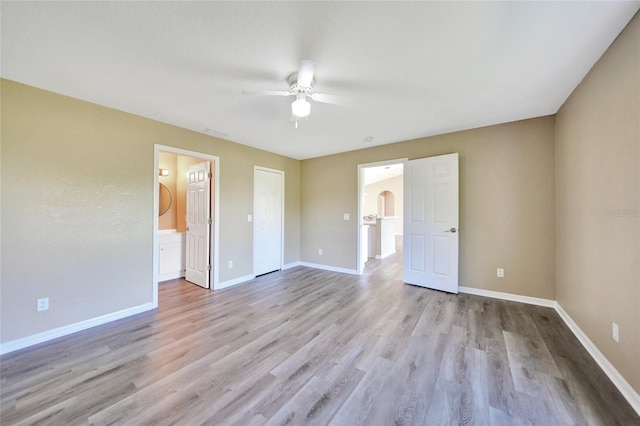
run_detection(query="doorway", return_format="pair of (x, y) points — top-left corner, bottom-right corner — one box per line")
(357, 159), (406, 274)
(153, 145), (220, 307)
(357, 154), (460, 294)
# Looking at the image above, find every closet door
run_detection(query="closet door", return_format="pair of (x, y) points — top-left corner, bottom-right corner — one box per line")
(254, 167), (283, 276)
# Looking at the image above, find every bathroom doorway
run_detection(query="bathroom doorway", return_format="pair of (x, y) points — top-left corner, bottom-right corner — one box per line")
(152, 145), (220, 306)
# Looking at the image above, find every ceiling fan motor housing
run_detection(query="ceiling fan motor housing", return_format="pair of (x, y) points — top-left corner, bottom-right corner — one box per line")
(288, 73), (314, 97)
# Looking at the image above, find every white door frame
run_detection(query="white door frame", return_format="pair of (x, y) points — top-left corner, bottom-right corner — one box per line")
(153, 144), (220, 307)
(356, 158), (408, 275)
(253, 166), (285, 275)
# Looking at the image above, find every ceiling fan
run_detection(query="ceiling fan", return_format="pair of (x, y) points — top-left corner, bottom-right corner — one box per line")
(241, 59), (345, 125)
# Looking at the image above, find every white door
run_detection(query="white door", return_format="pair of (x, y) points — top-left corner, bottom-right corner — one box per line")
(403, 153), (459, 293)
(254, 168), (283, 276)
(186, 161), (211, 288)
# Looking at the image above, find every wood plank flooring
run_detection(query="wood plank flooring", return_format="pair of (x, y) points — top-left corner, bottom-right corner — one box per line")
(2, 243), (639, 425)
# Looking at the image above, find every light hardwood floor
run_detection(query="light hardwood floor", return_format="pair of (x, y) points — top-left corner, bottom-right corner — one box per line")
(1, 243), (639, 425)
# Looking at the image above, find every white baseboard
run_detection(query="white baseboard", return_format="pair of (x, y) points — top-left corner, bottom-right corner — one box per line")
(458, 285), (639, 416)
(375, 250), (396, 260)
(158, 270), (185, 282)
(282, 262), (301, 270)
(215, 263), (322, 289)
(555, 303), (640, 415)
(298, 262), (360, 275)
(3, 274), (637, 415)
(458, 286), (556, 308)
(0, 302), (155, 356)
(215, 273), (255, 290)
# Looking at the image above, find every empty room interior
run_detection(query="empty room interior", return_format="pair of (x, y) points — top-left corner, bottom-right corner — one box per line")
(1, 2), (639, 425)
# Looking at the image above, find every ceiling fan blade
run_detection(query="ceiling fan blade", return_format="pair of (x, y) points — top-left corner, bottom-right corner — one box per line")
(310, 93), (352, 107)
(241, 90), (292, 97)
(297, 59), (315, 87)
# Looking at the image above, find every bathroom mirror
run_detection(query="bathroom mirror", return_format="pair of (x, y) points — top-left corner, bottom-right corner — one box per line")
(159, 183), (172, 216)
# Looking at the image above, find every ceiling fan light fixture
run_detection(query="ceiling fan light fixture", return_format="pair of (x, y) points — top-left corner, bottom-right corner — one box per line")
(291, 97), (311, 118)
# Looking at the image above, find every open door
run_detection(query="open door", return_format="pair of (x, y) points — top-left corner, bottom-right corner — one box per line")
(186, 161), (211, 288)
(403, 153), (459, 293)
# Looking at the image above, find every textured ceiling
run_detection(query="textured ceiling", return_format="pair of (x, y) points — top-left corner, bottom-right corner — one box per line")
(2, 2), (638, 159)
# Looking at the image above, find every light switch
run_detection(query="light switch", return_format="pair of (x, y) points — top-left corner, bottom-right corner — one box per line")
(344, 213), (350, 221)
(248, 214), (252, 222)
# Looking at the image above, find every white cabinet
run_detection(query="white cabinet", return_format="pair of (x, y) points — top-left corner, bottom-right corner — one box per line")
(159, 232), (186, 282)
(361, 225), (369, 269)
(367, 224), (377, 257)
(365, 217), (396, 259)
(377, 217), (396, 259)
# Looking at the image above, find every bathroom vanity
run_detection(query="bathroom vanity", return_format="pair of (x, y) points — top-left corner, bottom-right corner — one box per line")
(158, 230), (186, 281)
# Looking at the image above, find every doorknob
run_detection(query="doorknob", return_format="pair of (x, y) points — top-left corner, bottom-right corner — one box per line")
(444, 227), (457, 233)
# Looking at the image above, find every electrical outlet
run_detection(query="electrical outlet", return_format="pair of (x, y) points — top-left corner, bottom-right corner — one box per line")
(612, 322), (620, 342)
(318, 249), (323, 256)
(343, 213), (350, 221)
(497, 268), (504, 278)
(37, 297), (49, 312)
(228, 260), (233, 269)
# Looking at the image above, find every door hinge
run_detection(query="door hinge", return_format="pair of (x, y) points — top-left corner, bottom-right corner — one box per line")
(208, 218), (212, 225)
(208, 172), (212, 179)
(207, 264), (212, 271)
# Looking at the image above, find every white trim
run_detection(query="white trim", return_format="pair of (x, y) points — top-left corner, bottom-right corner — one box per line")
(555, 303), (640, 415)
(375, 250), (396, 260)
(216, 274), (255, 290)
(356, 158), (408, 275)
(457, 285), (639, 416)
(458, 286), (556, 308)
(253, 165), (285, 174)
(282, 261), (301, 270)
(158, 270), (185, 282)
(0, 303), (154, 355)
(153, 148), (160, 307)
(299, 262), (360, 275)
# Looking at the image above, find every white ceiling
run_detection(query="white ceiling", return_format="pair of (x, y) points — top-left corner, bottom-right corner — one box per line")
(2, 2), (638, 160)
(365, 163), (404, 186)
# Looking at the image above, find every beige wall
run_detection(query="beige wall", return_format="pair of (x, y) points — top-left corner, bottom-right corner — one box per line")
(0, 79), (300, 343)
(364, 174), (404, 234)
(555, 13), (640, 394)
(301, 116), (556, 299)
(2, 14), (637, 398)
(158, 151), (177, 230)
